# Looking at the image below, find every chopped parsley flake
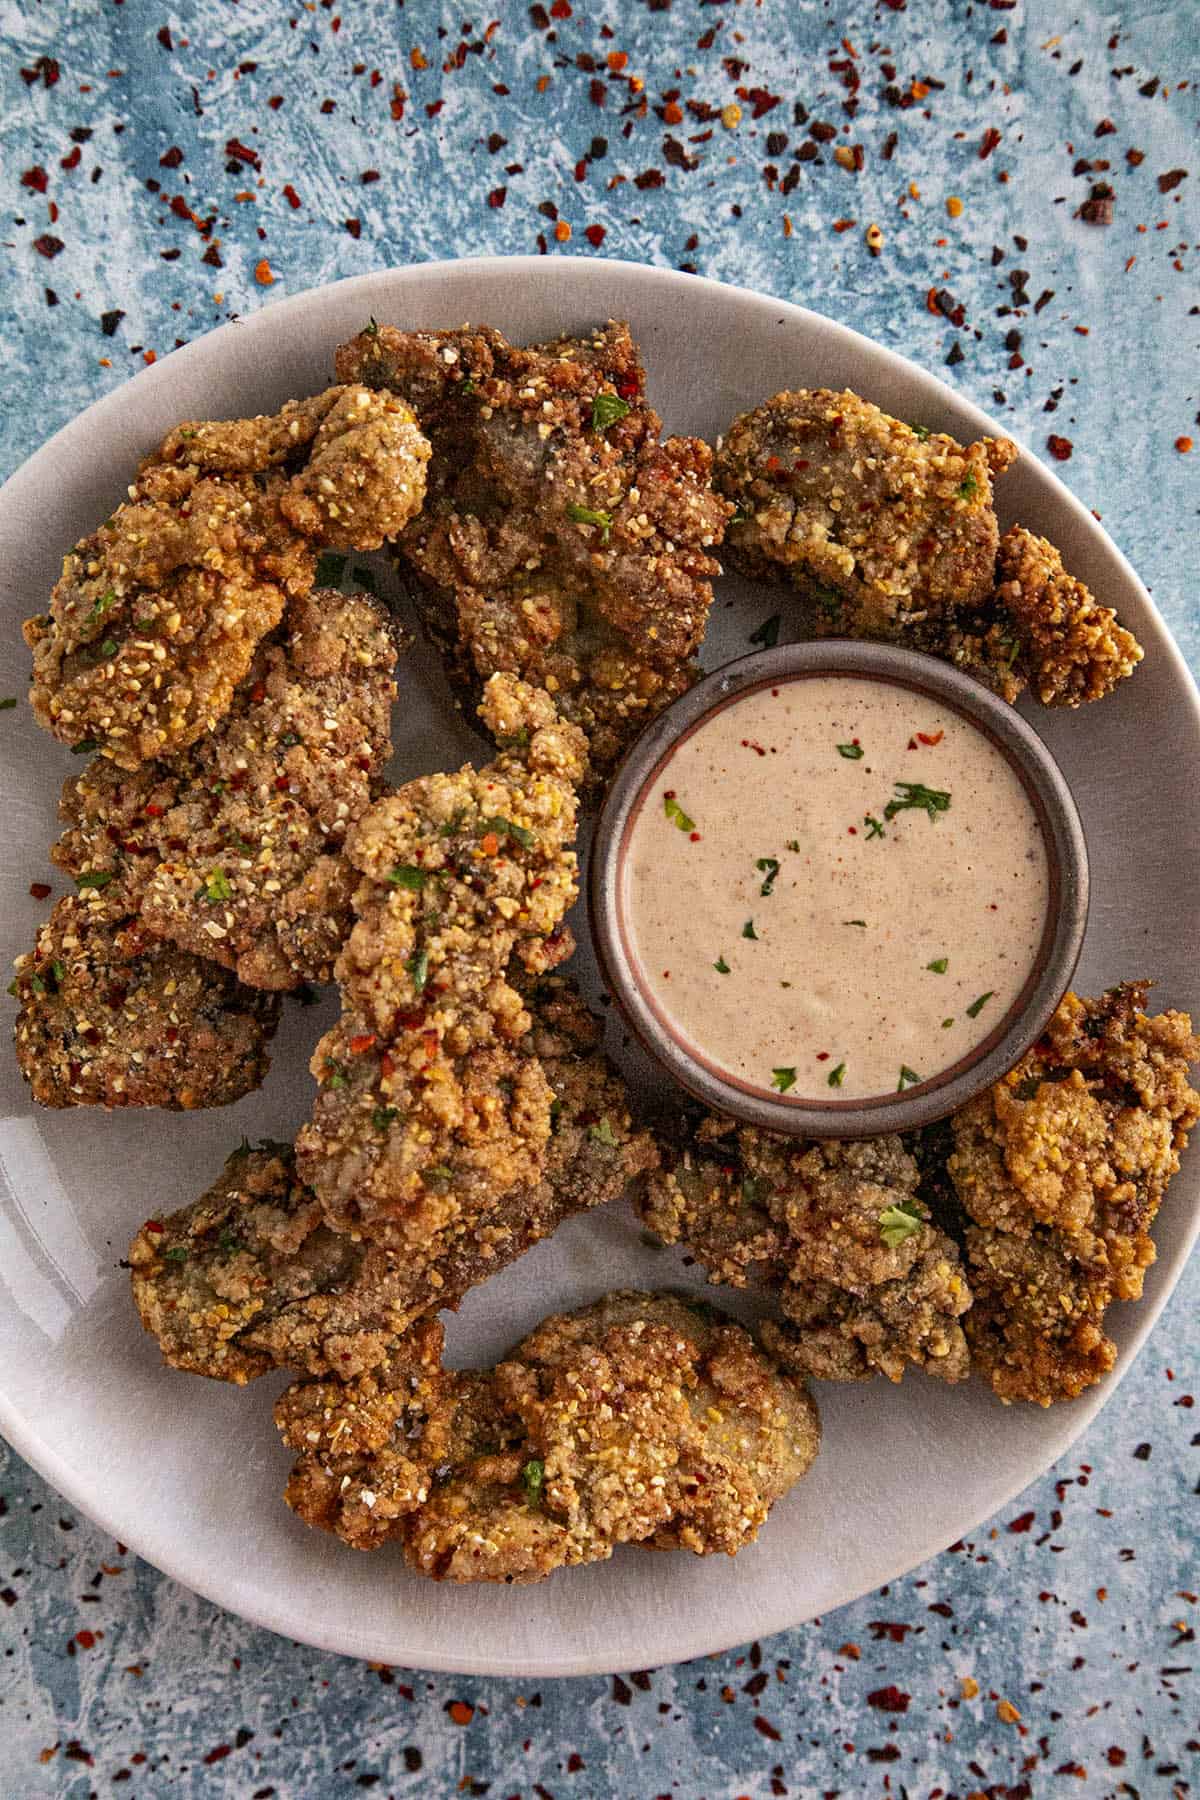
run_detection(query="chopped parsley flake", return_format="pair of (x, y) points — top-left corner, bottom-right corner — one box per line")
(926, 957), (949, 974)
(163, 1246), (189, 1263)
(748, 613), (781, 649)
(741, 1175), (766, 1206)
(566, 502), (613, 541)
(897, 1065), (923, 1090)
(480, 814), (536, 850)
(591, 392), (631, 432)
(407, 947), (429, 993)
(372, 1106), (399, 1130)
(713, 954), (731, 974)
(942, 1017), (955, 1028)
(323, 1059), (348, 1089)
(827, 1062), (846, 1088)
(202, 868), (233, 902)
(742, 919), (758, 940)
(957, 471), (980, 500)
(812, 583), (843, 620)
(424, 1163), (453, 1184)
(71, 739), (99, 754)
(966, 990), (995, 1018)
(1015, 1076), (1043, 1101)
(75, 870), (114, 891)
(363, 316), (380, 337)
(911, 423), (932, 441)
(387, 864), (426, 890)
(879, 1201), (923, 1248)
(88, 588), (117, 621)
(756, 856), (780, 896)
(884, 781), (951, 823)
(844, 919), (867, 927)
(770, 1066), (797, 1092)
(786, 839), (800, 853)
(663, 795), (696, 833)
(218, 1232), (241, 1254)
(836, 742), (864, 761)
(522, 1457), (545, 1507)
(589, 1117), (618, 1147)
(864, 815), (886, 839)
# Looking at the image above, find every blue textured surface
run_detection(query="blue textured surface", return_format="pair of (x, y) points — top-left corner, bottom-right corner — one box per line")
(1, 2), (1197, 1794)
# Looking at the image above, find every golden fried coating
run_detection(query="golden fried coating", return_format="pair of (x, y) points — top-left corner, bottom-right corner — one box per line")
(714, 389), (1141, 709)
(993, 525), (1143, 707)
(26, 387), (427, 767)
(715, 388), (1015, 632)
(947, 982), (1199, 1405)
(642, 1122), (971, 1385)
(52, 588), (400, 990)
(336, 319), (732, 776)
(296, 675), (586, 1247)
(12, 895), (277, 1110)
(129, 980), (657, 1383)
(278, 1291), (821, 1578)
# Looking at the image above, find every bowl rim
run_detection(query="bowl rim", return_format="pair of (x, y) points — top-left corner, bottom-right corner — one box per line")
(590, 638), (1089, 1136)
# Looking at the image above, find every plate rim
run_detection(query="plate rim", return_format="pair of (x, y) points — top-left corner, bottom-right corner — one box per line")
(2, 252), (1198, 1677)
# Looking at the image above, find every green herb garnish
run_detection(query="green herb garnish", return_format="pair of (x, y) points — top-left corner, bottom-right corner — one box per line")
(566, 502), (614, 541)
(741, 1175), (765, 1206)
(879, 1201), (923, 1248)
(836, 742), (864, 761)
(942, 1017), (955, 1028)
(71, 739), (99, 754)
(218, 1231), (242, 1254)
(957, 471), (979, 500)
(812, 583), (843, 620)
(589, 1117), (618, 1147)
(827, 1062), (846, 1088)
(424, 1163), (453, 1186)
(1015, 1076), (1043, 1101)
(844, 919), (867, 927)
(864, 815), (886, 839)
(591, 392), (631, 432)
(323, 1059), (348, 1089)
(911, 423), (931, 441)
(749, 613), (781, 649)
(88, 589), (117, 621)
(713, 955), (731, 974)
(363, 316), (380, 338)
(756, 856), (780, 896)
(407, 947), (429, 993)
(480, 815), (536, 850)
(202, 868), (232, 902)
(522, 1458), (545, 1507)
(742, 919), (758, 940)
(75, 870), (114, 890)
(388, 864), (426, 890)
(372, 1106), (399, 1130)
(884, 781), (951, 823)
(770, 1066), (797, 1093)
(926, 958), (948, 974)
(966, 990), (995, 1018)
(786, 839), (800, 852)
(663, 795), (695, 833)
(897, 1065), (922, 1090)
(163, 1246), (189, 1263)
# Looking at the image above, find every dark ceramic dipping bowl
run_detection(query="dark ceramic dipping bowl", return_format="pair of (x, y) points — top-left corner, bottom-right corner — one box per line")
(589, 640), (1089, 1138)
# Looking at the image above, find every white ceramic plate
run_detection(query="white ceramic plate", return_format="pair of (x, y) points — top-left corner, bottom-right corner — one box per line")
(1, 257), (1197, 1679)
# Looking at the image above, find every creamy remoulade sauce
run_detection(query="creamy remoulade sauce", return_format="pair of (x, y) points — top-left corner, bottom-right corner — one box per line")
(622, 674), (1049, 1102)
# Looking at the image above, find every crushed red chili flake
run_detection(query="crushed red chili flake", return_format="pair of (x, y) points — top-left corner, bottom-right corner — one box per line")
(29, 882), (51, 900)
(867, 1685), (911, 1713)
(21, 166), (48, 192)
(979, 126), (1002, 158)
(1047, 435), (1073, 461)
(33, 235), (65, 259)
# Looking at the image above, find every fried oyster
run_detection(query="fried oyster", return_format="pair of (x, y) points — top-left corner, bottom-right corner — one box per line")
(714, 388), (1141, 706)
(129, 978), (657, 1383)
(336, 318), (733, 776)
(12, 894), (278, 1110)
(51, 587), (400, 991)
(296, 673), (586, 1248)
(946, 982), (1200, 1405)
(277, 1290), (821, 1579)
(642, 1122), (971, 1385)
(25, 385), (428, 767)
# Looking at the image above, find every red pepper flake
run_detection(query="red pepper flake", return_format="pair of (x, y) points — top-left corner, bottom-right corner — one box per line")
(29, 882), (51, 900)
(816, 1051), (830, 1062)
(688, 830), (701, 842)
(144, 1221), (164, 1234)
(203, 1745), (232, 1766)
(847, 825), (857, 835)
(916, 730), (944, 745)
(1157, 168), (1188, 194)
(225, 137), (261, 170)
(550, 0), (572, 16)
(585, 222), (606, 247)
(254, 258), (276, 286)
(1008, 1509), (1036, 1532)
(867, 1685), (910, 1713)
(1046, 434), (1073, 461)
(33, 235), (65, 259)
(832, 217), (857, 233)
(447, 1700), (474, 1726)
(1176, 436), (1193, 454)
(349, 1033), (376, 1055)
(21, 56), (60, 88)
(488, 186), (507, 209)
(979, 126), (1002, 159)
(21, 166), (49, 192)
(1094, 118), (1116, 138)
(282, 183), (301, 209)
(344, 218), (362, 238)
(753, 1716), (782, 1741)
(60, 146), (81, 171)
(75, 1630), (97, 1650)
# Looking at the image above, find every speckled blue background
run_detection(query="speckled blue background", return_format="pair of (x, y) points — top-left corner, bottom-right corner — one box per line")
(1, 2), (1197, 1794)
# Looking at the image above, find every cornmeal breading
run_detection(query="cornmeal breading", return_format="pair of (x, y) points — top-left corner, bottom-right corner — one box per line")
(642, 1122), (971, 1385)
(52, 588), (400, 990)
(335, 319), (732, 777)
(278, 1291), (821, 1578)
(129, 979), (657, 1383)
(26, 387), (427, 767)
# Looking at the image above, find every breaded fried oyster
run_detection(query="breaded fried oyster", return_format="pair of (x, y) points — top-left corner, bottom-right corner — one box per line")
(946, 982), (1200, 1405)
(715, 389), (1141, 706)
(130, 979), (657, 1383)
(277, 1290), (821, 1578)
(297, 674), (586, 1247)
(25, 386), (428, 767)
(12, 894), (277, 1110)
(336, 319), (732, 776)
(52, 588), (400, 990)
(642, 1122), (971, 1385)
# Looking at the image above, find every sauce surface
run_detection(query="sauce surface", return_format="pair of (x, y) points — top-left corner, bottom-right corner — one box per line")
(622, 674), (1049, 1101)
